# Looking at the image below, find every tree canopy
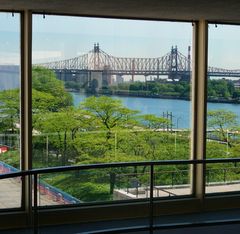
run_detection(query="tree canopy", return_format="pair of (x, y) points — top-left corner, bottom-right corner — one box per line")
(32, 66), (73, 110)
(207, 109), (238, 146)
(80, 96), (139, 132)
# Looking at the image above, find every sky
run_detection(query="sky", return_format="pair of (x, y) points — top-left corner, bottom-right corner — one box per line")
(0, 13), (239, 70)
(31, 14), (192, 62)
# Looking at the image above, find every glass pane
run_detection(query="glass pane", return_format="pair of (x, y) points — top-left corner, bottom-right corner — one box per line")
(38, 166), (150, 207)
(37, 164), (192, 207)
(0, 177), (21, 208)
(206, 163), (240, 194)
(32, 15), (193, 169)
(32, 14), (193, 204)
(154, 165), (191, 198)
(206, 24), (240, 194)
(0, 13), (21, 209)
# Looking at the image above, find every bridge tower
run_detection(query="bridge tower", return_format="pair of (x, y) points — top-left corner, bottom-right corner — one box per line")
(187, 46), (191, 72)
(131, 59), (135, 82)
(169, 46), (179, 81)
(93, 43), (100, 69)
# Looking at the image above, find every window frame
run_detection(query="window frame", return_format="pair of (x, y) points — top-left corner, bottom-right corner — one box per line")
(0, 10), (240, 230)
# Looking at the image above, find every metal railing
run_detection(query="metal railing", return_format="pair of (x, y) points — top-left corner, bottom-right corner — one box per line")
(1, 158), (240, 233)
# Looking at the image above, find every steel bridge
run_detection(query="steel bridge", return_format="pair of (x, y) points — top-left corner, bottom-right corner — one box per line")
(37, 44), (240, 87)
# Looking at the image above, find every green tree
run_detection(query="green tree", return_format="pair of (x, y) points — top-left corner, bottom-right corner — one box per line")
(64, 81), (81, 91)
(140, 114), (170, 129)
(33, 66), (73, 110)
(207, 79), (235, 100)
(0, 89), (20, 134)
(81, 96), (139, 140)
(0, 67), (73, 133)
(207, 109), (237, 147)
(35, 108), (93, 165)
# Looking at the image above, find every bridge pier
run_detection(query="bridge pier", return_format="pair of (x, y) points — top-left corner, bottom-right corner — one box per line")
(54, 69), (90, 88)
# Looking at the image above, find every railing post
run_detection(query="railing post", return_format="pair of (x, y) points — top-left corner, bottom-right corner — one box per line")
(206, 169), (209, 184)
(149, 164), (154, 233)
(33, 173), (38, 234)
(136, 183), (139, 198)
(223, 168), (227, 183)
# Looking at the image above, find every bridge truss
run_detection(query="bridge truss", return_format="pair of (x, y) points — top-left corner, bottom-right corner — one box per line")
(38, 44), (240, 82)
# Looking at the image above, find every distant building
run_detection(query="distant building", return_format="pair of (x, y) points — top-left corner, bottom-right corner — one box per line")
(0, 145), (9, 154)
(0, 65), (19, 90)
(233, 79), (240, 89)
(116, 75), (124, 84)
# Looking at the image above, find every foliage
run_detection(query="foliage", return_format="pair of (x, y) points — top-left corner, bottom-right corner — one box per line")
(207, 109), (237, 146)
(81, 96), (139, 140)
(140, 114), (170, 129)
(32, 66), (73, 110)
(0, 67), (73, 133)
(45, 172), (111, 202)
(0, 150), (20, 169)
(34, 108), (94, 165)
(110, 81), (190, 98)
(108, 79), (240, 102)
(208, 79), (234, 99)
(208, 109), (237, 130)
(64, 81), (81, 91)
(1, 68), (240, 202)
(32, 89), (59, 113)
(0, 89), (20, 133)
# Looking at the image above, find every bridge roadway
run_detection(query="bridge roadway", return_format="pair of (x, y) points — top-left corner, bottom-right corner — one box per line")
(37, 45), (240, 82)
(51, 68), (240, 79)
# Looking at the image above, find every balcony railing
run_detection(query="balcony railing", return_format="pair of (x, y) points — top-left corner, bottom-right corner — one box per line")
(1, 158), (240, 233)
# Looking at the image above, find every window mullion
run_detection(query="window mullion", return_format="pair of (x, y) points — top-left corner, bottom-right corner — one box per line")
(191, 20), (208, 201)
(20, 9), (32, 214)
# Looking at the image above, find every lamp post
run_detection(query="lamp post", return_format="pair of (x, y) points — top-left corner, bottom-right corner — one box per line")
(176, 117), (182, 129)
(226, 129), (229, 155)
(46, 135), (49, 166)
(175, 117), (182, 155)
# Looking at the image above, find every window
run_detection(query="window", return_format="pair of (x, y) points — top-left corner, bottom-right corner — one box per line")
(0, 12), (21, 209)
(206, 24), (240, 194)
(32, 15), (193, 205)
(0, 9), (240, 231)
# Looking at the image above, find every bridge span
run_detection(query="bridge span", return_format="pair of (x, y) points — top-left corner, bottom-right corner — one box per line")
(34, 44), (240, 89)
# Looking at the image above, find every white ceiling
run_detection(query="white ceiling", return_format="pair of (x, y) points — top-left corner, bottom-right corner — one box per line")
(0, 0), (240, 23)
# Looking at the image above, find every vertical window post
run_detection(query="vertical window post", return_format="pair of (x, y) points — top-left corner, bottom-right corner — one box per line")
(21, 10), (32, 214)
(191, 20), (208, 201)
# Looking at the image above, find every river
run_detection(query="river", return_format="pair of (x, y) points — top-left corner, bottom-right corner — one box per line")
(71, 92), (240, 129)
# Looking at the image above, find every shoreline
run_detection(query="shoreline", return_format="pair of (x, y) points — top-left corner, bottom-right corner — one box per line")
(68, 89), (240, 105)
(78, 90), (240, 105)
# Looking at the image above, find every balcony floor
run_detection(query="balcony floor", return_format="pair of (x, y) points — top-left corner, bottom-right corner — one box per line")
(0, 178), (60, 208)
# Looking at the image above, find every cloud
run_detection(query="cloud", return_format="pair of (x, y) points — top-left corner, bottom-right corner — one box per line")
(32, 50), (63, 63)
(0, 52), (20, 65)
